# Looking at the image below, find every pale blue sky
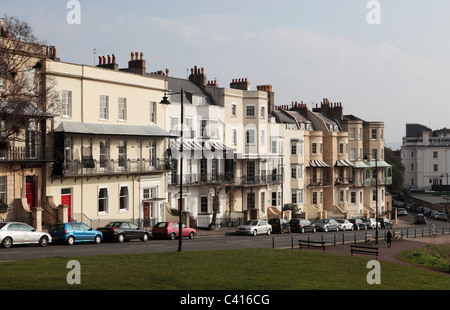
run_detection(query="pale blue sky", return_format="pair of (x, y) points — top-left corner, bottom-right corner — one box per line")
(2, 0), (450, 148)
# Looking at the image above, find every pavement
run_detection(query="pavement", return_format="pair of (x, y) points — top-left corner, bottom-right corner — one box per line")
(195, 226), (450, 272)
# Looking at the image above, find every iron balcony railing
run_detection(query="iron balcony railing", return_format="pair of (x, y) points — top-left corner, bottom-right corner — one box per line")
(306, 178), (331, 187)
(52, 158), (176, 177)
(0, 146), (54, 162)
(168, 173), (283, 186)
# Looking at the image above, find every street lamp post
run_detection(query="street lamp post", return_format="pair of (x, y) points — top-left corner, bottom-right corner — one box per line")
(364, 153), (378, 244)
(440, 173), (449, 215)
(160, 88), (184, 252)
(375, 154), (379, 244)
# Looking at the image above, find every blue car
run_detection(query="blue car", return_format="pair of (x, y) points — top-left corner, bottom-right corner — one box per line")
(49, 222), (103, 245)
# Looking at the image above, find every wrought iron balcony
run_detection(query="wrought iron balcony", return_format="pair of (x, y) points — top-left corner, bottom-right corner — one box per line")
(52, 158), (175, 179)
(306, 178), (331, 187)
(168, 173), (283, 186)
(0, 146), (54, 162)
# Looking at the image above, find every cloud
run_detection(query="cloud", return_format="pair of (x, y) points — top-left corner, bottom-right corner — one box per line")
(16, 5), (450, 148)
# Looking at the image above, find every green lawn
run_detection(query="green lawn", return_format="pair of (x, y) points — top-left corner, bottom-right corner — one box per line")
(0, 248), (448, 290)
(398, 244), (450, 274)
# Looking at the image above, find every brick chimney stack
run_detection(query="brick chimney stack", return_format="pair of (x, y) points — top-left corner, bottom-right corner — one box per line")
(97, 53), (119, 71)
(230, 78), (251, 90)
(189, 66), (207, 88)
(313, 98), (344, 121)
(257, 84), (275, 114)
(128, 52), (146, 75)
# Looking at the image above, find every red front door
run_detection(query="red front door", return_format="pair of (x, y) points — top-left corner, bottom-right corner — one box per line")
(61, 193), (72, 221)
(143, 202), (150, 227)
(26, 182), (35, 210)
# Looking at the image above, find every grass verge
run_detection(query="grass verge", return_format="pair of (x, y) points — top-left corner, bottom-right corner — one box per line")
(398, 243), (450, 274)
(0, 248), (448, 290)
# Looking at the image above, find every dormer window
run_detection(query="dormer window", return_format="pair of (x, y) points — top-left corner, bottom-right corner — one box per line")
(192, 95), (204, 106)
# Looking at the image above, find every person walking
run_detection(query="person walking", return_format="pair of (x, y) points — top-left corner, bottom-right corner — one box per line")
(386, 229), (393, 248)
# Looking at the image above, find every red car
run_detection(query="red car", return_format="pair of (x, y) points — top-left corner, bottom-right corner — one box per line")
(151, 221), (196, 240)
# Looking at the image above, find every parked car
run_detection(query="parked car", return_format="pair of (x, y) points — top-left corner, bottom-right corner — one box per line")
(236, 219), (272, 236)
(414, 214), (426, 224)
(348, 218), (366, 230)
(315, 219), (339, 232)
(397, 208), (407, 216)
(0, 222), (51, 248)
(429, 210), (439, 219)
(362, 218), (380, 229)
(378, 217), (393, 229)
(434, 213), (448, 221)
(423, 207), (431, 217)
(268, 218), (290, 234)
(49, 222), (103, 245)
(97, 221), (150, 242)
(337, 219), (354, 231)
(289, 218), (316, 233)
(151, 221), (196, 240)
(393, 200), (404, 207)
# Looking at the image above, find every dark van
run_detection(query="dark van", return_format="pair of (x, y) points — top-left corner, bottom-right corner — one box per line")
(268, 218), (291, 234)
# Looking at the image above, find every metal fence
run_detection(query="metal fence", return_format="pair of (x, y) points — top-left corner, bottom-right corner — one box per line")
(271, 225), (450, 249)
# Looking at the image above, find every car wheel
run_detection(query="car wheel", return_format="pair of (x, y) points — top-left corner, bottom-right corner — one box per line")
(67, 236), (75, 245)
(312, 227), (316, 233)
(141, 233), (149, 242)
(2, 236), (12, 248)
(325, 227), (328, 232)
(301, 227), (305, 233)
(253, 230), (257, 236)
(267, 229), (271, 236)
(342, 227), (346, 231)
(117, 234), (125, 243)
(94, 235), (101, 244)
(170, 233), (176, 240)
(39, 236), (49, 247)
(189, 232), (195, 239)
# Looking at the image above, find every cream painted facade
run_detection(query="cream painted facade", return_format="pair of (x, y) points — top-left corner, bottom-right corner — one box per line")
(44, 57), (174, 228)
(207, 82), (285, 222)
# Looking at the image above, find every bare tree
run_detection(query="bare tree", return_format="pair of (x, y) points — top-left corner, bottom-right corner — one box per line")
(0, 15), (59, 150)
(208, 184), (224, 230)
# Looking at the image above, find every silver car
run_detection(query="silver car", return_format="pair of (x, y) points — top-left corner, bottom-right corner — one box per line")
(315, 219), (339, 232)
(236, 219), (272, 236)
(337, 219), (354, 231)
(0, 222), (52, 248)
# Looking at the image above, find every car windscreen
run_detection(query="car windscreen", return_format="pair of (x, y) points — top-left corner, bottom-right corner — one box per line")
(154, 222), (168, 228)
(245, 220), (259, 226)
(105, 222), (122, 228)
(51, 224), (65, 230)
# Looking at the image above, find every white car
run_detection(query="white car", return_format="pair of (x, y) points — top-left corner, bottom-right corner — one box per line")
(337, 219), (354, 231)
(236, 219), (272, 236)
(363, 218), (380, 229)
(0, 222), (51, 248)
(397, 208), (407, 216)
